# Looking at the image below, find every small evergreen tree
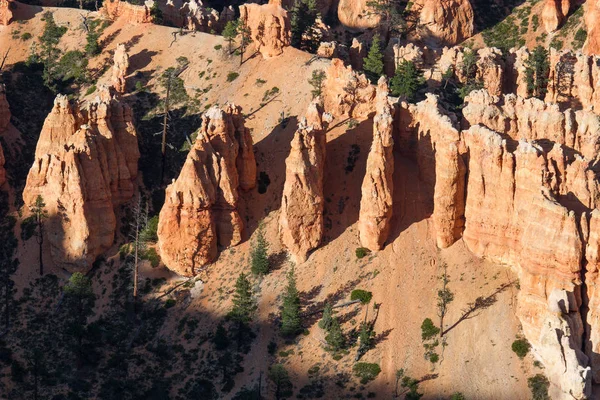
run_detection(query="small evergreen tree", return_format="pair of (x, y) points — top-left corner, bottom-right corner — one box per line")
(150, 0), (163, 24)
(63, 272), (95, 368)
(290, 0), (320, 52)
(318, 302), (333, 330)
(356, 322), (373, 360)
(525, 46), (550, 99)
(213, 323), (230, 351)
(222, 20), (239, 54)
(325, 317), (345, 351)
(268, 364), (293, 400)
(238, 17), (252, 66)
(30, 195), (48, 276)
(390, 60), (423, 101)
(250, 224), (269, 276)
(228, 273), (257, 348)
(308, 69), (326, 99)
(281, 266), (302, 336)
(363, 34), (384, 84)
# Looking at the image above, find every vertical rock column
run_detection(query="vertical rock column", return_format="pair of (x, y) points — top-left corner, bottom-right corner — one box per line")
(279, 100), (327, 263)
(358, 77), (395, 251)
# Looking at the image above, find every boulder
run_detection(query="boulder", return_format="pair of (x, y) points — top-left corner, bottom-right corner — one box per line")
(279, 100), (327, 263)
(358, 78), (395, 250)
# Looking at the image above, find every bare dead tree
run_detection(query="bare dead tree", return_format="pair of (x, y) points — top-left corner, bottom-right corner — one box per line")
(129, 195), (148, 312)
(0, 48), (11, 74)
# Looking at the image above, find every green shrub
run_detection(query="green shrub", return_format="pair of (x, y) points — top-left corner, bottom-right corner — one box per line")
(355, 247), (370, 259)
(165, 299), (176, 308)
(352, 362), (381, 384)
(528, 374), (550, 400)
(421, 318), (440, 340)
(227, 72), (239, 82)
(512, 338), (531, 359)
(450, 393), (466, 400)
(85, 85), (97, 96)
(573, 28), (588, 48)
(350, 289), (373, 304)
(140, 215), (159, 243)
(214, 44), (222, 50)
(142, 247), (160, 268)
(20, 32), (32, 41)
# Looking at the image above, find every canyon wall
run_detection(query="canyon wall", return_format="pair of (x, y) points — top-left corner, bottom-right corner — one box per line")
(157, 104), (255, 277)
(22, 87), (139, 271)
(0, 84), (9, 186)
(410, 0), (474, 47)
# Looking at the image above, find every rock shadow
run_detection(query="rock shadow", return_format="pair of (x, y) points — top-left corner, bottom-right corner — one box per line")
(322, 118), (373, 245)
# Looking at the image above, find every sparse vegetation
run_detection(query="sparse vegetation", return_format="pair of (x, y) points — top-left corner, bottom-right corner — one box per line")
(353, 362), (381, 384)
(512, 338), (531, 359)
(355, 247), (371, 259)
(227, 72), (240, 82)
(528, 374), (550, 400)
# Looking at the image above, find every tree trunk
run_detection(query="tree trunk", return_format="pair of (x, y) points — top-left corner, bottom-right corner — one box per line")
(38, 221), (44, 276)
(161, 80), (171, 184)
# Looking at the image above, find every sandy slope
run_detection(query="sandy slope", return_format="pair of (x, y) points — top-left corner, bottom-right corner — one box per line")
(0, 5), (536, 398)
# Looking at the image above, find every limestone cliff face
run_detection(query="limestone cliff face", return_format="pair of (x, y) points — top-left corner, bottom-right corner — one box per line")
(239, 3), (291, 58)
(542, 0), (570, 33)
(111, 44), (129, 94)
(323, 59), (376, 119)
(23, 88), (139, 271)
(279, 100), (326, 263)
(157, 105), (255, 276)
(411, 0), (474, 47)
(0, 0), (13, 26)
(337, 0), (380, 30)
(585, 211), (600, 382)
(404, 94), (465, 248)
(358, 78), (395, 251)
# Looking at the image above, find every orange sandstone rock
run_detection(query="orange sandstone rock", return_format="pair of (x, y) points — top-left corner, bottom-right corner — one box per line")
(111, 44), (129, 94)
(322, 59), (376, 119)
(411, 0), (474, 47)
(337, 0), (380, 30)
(0, 0), (13, 26)
(239, 3), (291, 58)
(23, 88), (139, 271)
(584, 0), (600, 56)
(157, 104), (255, 276)
(542, 0), (570, 33)
(102, 0), (152, 24)
(358, 78), (395, 251)
(279, 100), (327, 263)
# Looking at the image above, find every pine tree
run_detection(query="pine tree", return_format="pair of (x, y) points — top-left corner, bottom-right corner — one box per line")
(525, 46), (550, 99)
(269, 364), (293, 400)
(308, 69), (326, 99)
(390, 60), (423, 101)
(290, 0), (320, 52)
(213, 323), (230, 351)
(363, 34), (384, 84)
(222, 20), (239, 54)
(228, 273), (257, 349)
(228, 273), (257, 326)
(356, 322), (372, 360)
(318, 302), (333, 330)
(63, 272), (95, 368)
(325, 317), (345, 351)
(250, 224), (270, 276)
(30, 195), (48, 276)
(280, 266), (302, 336)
